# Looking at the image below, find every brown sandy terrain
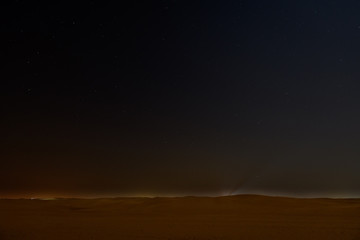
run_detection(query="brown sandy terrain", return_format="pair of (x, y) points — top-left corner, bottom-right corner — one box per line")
(0, 195), (359, 240)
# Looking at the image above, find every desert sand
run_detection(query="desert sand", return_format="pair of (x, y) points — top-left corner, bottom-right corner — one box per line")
(0, 195), (359, 240)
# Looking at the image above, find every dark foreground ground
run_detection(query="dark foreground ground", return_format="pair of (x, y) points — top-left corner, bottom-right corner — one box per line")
(0, 195), (360, 240)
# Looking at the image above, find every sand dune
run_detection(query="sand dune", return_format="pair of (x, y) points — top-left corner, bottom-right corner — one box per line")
(0, 195), (359, 240)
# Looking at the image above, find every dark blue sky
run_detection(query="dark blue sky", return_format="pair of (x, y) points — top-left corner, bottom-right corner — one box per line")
(2, 0), (360, 198)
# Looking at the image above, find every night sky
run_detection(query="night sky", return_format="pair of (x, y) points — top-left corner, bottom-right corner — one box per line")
(2, 0), (360, 198)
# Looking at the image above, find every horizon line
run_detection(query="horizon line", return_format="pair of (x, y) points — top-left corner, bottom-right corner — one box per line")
(1, 193), (360, 200)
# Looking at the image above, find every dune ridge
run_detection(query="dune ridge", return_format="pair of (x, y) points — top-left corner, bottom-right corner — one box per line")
(0, 194), (359, 240)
